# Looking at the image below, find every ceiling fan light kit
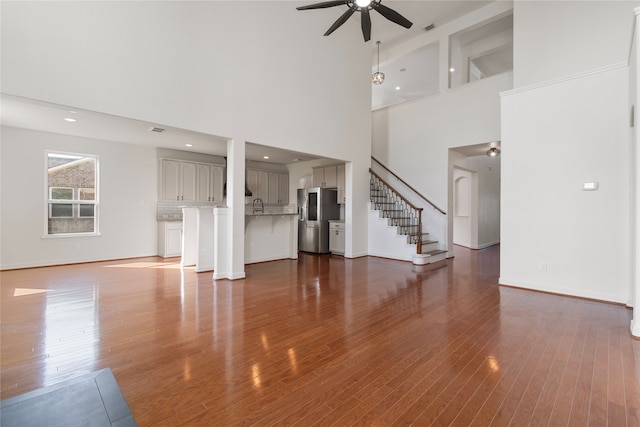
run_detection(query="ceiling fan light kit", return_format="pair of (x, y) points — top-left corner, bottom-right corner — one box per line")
(296, 0), (413, 42)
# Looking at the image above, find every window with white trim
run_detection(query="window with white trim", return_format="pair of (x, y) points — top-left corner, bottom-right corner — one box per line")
(46, 152), (98, 235)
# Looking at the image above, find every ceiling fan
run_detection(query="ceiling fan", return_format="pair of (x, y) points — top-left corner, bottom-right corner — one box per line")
(296, 0), (413, 42)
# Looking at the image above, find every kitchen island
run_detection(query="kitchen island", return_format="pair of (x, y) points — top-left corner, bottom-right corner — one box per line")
(181, 207), (299, 273)
(245, 210), (298, 264)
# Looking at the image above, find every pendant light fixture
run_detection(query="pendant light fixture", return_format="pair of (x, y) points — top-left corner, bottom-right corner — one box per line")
(372, 40), (385, 85)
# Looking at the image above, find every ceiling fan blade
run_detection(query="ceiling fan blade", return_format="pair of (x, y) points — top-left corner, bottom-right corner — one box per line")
(324, 6), (357, 36)
(371, 2), (413, 29)
(296, 0), (348, 11)
(361, 8), (371, 42)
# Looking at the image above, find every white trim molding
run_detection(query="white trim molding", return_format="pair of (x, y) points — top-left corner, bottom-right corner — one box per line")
(500, 61), (628, 98)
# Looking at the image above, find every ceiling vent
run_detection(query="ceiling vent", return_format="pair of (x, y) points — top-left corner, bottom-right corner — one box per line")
(424, 23), (435, 31)
(149, 127), (165, 133)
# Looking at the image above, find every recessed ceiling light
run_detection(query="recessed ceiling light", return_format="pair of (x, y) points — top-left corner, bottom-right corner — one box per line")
(292, 158), (301, 162)
(185, 144), (193, 147)
(64, 117), (76, 122)
(263, 156), (269, 159)
(68, 110), (77, 114)
(449, 67), (455, 72)
(395, 86), (401, 90)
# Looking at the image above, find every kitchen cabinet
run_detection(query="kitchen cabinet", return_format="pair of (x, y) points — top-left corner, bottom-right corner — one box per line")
(160, 159), (180, 201)
(336, 164), (346, 204)
(247, 169), (269, 201)
(329, 221), (345, 255)
(160, 159), (197, 202)
(268, 172), (289, 204)
(197, 164), (224, 203)
(160, 159), (223, 203)
(158, 221), (182, 257)
(312, 165), (337, 188)
(278, 173), (289, 204)
(248, 169), (289, 204)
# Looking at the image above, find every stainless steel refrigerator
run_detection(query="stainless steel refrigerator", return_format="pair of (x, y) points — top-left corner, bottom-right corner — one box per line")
(297, 187), (340, 253)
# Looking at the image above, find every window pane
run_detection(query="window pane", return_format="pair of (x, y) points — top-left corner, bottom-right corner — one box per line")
(51, 203), (73, 218)
(79, 188), (95, 200)
(51, 187), (73, 200)
(79, 204), (94, 217)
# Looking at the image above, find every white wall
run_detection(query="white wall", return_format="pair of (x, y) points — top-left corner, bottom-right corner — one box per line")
(1, 1), (373, 260)
(501, 65), (630, 303)
(0, 126), (158, 269)
(0, 1), (371, 165)
(372, 73), (511, 214)
(513, 0), (637, 88)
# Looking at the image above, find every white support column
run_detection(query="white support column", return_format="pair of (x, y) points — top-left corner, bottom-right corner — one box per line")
(630, 7), (640, 337)
(222, 138), (246, 280)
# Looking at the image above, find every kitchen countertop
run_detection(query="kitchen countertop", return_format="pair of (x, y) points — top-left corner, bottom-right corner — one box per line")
(246, 211), (298, 216)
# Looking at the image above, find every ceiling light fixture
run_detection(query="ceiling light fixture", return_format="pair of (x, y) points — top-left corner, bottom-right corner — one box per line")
(185, 144), (193, 147)
(487, 147), (501, 157)
(296, 0), (413, 42)
(263, 156), (270, 159)
(372, 41), (385, 85)
(64, 117), (76, 122)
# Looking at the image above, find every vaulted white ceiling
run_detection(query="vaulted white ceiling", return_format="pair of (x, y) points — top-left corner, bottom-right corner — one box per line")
(1, 1), (497, 164)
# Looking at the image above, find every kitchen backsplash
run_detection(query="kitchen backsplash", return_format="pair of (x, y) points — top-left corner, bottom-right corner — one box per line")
(156, 202), (183, 221)
(157, 202), (297, 221)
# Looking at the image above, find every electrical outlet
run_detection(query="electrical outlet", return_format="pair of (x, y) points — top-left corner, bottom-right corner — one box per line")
(75, 243), (81, 250)
(538, 263), (547, 272)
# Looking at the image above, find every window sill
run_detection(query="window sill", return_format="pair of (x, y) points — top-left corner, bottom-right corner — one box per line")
(41, 232), (101, 240)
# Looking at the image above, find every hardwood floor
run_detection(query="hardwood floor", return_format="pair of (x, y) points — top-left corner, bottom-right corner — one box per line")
(1, 245), (639, 426)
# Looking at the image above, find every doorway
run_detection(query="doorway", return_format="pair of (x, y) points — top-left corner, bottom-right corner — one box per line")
(448, 144), (501, 251)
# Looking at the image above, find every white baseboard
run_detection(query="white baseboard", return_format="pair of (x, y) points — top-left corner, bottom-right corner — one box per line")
(498, 277), (628, 305)
(631, 319), (640, 338)
(345, 251), (369, 259)
(367, 251), (412, 262)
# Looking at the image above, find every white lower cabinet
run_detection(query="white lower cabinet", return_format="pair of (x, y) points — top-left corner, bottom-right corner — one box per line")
(329, 221), (345, 255)
(158, 221), (182, 258)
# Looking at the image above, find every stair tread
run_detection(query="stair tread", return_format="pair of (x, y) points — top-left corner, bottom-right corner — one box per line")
(424, 249), (447, 256)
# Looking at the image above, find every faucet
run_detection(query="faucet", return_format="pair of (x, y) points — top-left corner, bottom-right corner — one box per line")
(252, 198), (264, 214)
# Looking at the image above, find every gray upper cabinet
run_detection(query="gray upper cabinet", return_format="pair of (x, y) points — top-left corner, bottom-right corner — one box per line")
(160, 158), (223, 204)
(312, 165), (337, 188)
(197, 164), (224, 203)
(249, 168), (289, 205)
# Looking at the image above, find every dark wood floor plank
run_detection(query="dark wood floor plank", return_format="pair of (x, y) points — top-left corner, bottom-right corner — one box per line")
(2, 245), (639, 427)
(568, 306), (600, 426)
(526, 310), (581, 425)
(494, 299), (570, 425)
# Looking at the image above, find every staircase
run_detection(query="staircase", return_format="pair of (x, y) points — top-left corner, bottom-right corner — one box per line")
(369, 170), (447, 264)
